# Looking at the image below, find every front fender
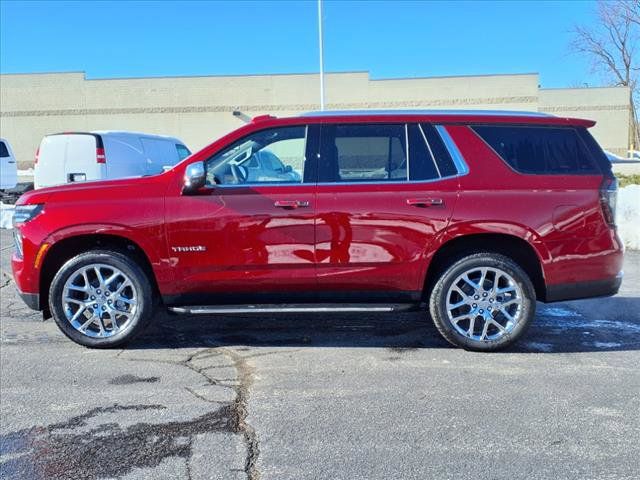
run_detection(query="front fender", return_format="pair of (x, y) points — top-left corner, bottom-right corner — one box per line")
(39, 223), (173, 287)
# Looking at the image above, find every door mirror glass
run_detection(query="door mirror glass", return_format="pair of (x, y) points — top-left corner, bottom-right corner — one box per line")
(182, 161), (206, 194)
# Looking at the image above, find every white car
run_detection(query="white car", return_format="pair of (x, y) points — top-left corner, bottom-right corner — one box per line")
(0, 138), (18, 190)
(34, 131), (191, 189)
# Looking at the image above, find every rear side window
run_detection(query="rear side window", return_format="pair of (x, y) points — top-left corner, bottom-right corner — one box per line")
(420, 124), (457, 177)
(320, 124), (407, 182)
(576, 128), (611, 174)
(0, 142), (8, 157)
(407, 125), (439, 181)
(472, 125), (599, 174)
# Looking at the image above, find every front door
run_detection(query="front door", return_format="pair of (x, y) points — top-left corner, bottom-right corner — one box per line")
(165, 124), (319, 304)
(315, 122), (460, 302)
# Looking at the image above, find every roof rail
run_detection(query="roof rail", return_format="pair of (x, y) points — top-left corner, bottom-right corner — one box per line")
(300, 109), (554, 118)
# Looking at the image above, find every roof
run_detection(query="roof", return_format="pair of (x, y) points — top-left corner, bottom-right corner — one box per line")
(46, 131), (184, 142)
(289, 109), (595, 127)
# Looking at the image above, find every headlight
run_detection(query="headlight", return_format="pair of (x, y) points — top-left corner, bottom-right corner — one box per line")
(12, 204), (44, 227)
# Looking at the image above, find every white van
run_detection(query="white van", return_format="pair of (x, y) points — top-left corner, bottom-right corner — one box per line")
(0, 138), (18, 190)
(34, 131), (191, 189)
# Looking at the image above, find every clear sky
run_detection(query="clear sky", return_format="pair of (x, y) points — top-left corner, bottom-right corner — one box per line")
(0, 0), (604, 88)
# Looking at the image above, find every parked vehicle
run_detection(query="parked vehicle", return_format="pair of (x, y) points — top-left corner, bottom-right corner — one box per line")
(0, 138), (18, 190)
(12, 111), (623, 350)
(34, 131), (191, 189)
(604, 150), (623, 162)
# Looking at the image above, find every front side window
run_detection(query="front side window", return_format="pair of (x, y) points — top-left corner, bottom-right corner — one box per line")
(472, 125), (599, 174)
(319, 124), (407, 182)
(0, 142), (8, 158)
(206, 126), (307, 185)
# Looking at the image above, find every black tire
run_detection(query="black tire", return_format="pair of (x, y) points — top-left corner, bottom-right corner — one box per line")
(429, 252), (536, 351)
(49, 250), (155, 348)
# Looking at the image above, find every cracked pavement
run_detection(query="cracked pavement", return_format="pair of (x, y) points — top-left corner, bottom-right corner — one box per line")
(1, 229), (639, 480)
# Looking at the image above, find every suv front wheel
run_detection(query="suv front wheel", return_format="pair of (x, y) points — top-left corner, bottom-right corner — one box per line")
(429, 253), (536, 351)
(49, 250), (154, 348)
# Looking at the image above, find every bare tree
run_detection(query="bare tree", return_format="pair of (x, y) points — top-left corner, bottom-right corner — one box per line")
(572, 0), (640, 152)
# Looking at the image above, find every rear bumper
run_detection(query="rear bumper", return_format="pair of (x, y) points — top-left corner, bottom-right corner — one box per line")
(17, 288), (40, 311)
(544, 271), (623, 303)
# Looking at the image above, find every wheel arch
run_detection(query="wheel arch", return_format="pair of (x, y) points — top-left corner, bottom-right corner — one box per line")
(424, 232), (548, 301)
(39, 233), (161, 314)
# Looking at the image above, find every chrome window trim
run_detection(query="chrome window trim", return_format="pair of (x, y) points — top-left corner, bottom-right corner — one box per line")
(315, 175), (461, 187)
(210, 175), (464, 189)
(208, 123), (468, 189)
(300, 125), (308, 181)
(210, 182), (310, 189)
(417, 124), (442, 179)
(404, 124), (410, 181)
(435, 125), (469, 175)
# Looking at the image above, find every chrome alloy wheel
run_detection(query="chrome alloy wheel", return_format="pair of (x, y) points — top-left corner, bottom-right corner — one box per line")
(62, 263), (138, 338)
(445, 267), (523, 342)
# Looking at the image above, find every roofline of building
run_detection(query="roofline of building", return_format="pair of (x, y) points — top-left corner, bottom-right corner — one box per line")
(540, 86), (630, 91)
(0, 69), (540, 83)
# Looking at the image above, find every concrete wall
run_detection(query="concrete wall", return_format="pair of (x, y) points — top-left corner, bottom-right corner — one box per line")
(0, 71), (630, 167)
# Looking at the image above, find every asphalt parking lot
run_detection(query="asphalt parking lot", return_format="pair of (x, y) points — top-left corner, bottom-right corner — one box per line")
(1, 228), (639, 480)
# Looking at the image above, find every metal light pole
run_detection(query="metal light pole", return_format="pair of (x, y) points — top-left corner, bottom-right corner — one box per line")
(318, 0), (325, 110)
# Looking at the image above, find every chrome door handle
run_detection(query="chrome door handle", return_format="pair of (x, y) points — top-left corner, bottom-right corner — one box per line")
(274, 200), (310, 209)
(406, 198), (444, 207)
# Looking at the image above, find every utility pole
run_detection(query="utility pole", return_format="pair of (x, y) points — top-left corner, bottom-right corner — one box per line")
(318, 0), (325, 110)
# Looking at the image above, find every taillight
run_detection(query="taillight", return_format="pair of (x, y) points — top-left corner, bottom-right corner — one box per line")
(600, 175), (618, 227)
(96, 147), (106, 164)
(34, 147), (39, 165)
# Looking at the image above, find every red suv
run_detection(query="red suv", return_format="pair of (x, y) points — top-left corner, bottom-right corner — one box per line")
(11, 111), (623, 351)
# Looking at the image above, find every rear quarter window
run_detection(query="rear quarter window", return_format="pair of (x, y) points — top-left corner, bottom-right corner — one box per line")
(472, 125), (600, 175)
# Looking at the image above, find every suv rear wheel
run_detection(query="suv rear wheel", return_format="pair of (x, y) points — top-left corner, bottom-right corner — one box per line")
(429, 253), (536, 351)
(49, 250), (154, 348)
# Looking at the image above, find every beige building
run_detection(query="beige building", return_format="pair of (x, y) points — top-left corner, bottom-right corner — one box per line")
(0, 71), (631, 168)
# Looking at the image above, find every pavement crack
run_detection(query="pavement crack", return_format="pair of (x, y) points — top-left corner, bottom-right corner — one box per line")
(184, 386), (228, 405)
(218, 347), (261, 480)
(123, 348), (261, 479)
(0, 273), (12, 290)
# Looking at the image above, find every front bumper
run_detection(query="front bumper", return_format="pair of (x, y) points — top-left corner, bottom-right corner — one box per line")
(544, 271), (623, 303)
(17, 288), (40, 311)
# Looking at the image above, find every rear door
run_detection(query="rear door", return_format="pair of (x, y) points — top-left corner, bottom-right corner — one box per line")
(0, 140), (17, 189)
(314, 122), (460, 301)
(64, 134), (103, 183)
(35, 134), (102, 188)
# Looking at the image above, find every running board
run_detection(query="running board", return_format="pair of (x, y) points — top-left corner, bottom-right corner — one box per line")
(168, 303), (418, 315)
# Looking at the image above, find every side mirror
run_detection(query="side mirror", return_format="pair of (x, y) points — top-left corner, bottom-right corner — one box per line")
(284, 165), (293, 173)
(182, 161), (206, 194)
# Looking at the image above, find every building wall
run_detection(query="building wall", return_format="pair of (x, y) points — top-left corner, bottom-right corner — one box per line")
(0, 71), (630, 167)
(539, 87), (631, 156)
